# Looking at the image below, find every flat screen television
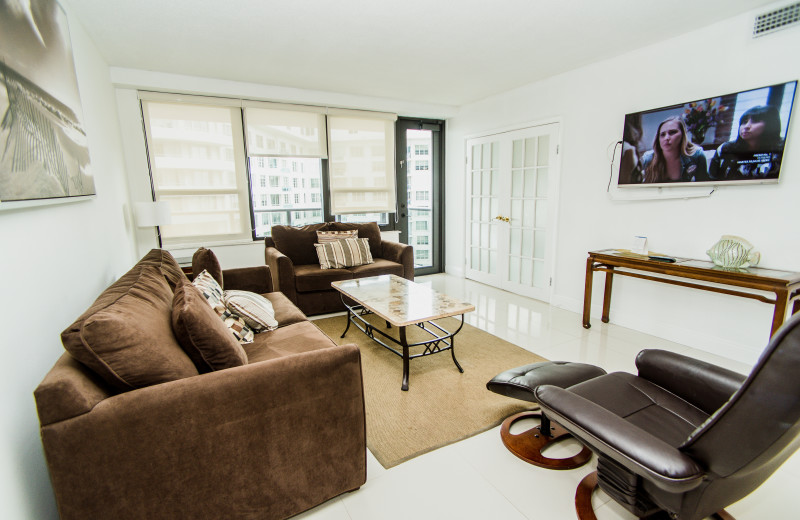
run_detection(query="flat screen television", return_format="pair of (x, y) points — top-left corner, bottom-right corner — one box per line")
(618, 80), (797, 187)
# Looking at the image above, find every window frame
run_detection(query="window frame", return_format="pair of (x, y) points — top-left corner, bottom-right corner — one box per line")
(139, 94), (253, 248)
(137, 92), (407, 245)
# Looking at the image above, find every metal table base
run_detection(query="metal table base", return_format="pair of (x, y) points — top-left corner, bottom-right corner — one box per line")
(339, 296), (465, 391)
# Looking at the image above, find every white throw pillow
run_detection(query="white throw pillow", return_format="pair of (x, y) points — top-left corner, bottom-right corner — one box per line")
(192, 270), (254, 343)
(224, 290), (279, 332)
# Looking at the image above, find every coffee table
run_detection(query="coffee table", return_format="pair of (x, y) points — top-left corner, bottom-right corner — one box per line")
(331, 275), (475, 391)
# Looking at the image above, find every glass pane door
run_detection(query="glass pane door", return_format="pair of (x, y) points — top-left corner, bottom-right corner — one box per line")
(406, 129), (433, 268)
(465, 123), (559, 302)
(395, 118), (443, 276)
(464, 137), (502, 287)
(507, 133), (550, 291)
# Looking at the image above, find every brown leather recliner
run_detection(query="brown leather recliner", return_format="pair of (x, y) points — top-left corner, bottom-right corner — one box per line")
(534, 312), (800, 520)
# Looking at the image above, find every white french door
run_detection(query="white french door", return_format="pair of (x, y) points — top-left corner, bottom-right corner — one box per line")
(465, 123), (560, 301)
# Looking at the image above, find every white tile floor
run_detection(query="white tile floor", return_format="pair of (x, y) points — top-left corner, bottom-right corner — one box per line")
(304, 274), (799, 520)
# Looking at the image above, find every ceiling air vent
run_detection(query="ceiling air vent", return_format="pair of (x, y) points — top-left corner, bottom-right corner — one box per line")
(753, 2), (800, 37)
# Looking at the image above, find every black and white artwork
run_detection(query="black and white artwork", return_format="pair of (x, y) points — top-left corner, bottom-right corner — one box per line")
(0, 0), (94, 204)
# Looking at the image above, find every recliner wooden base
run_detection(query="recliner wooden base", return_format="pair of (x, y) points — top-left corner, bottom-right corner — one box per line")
(575, 472), (736, 520)
(500, 410), (592, 470)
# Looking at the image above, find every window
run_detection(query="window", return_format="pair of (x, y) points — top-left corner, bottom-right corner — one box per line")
(415, 161), (429, 170)
(416, 250), (430, 260)
(417, 236), (429, 245)
(244, 103), (328, 237)
(415, 190), (429, 201)
(140, 98), (251, 246)
(337, 213), (390, 226)
(416, 220), (428, 231)
(327, 110), (397, 214)
(415, 145), (429, 155)
(140, 95), (399, 244)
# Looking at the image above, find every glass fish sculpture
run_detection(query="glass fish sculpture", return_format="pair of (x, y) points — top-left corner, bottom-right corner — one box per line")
(706, 235), (760, 268)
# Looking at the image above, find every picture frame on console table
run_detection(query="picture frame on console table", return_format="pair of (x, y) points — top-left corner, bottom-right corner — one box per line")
(0, 0), (95, 211)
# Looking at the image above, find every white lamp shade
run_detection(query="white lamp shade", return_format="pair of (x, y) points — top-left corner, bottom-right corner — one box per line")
(134, 201), (172, 227)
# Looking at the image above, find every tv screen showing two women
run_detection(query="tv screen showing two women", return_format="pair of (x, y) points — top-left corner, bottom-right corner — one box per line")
(618, 81), (797, 187)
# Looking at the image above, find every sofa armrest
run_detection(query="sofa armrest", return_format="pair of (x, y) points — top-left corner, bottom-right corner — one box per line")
(535, 385), (704, 493)
(380, 240), (414, 280)
(35, 353), (114, 426)
(635, 349), (746, 415)
(39, 345), (366, 520)
(222, 265), (273, 293)
(265, 246), (297, 303)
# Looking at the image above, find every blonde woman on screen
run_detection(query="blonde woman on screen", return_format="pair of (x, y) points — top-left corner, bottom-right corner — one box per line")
(639, 117), (708, 183)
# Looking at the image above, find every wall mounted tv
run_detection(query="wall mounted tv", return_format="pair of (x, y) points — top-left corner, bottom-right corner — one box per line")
(618, 80), (797, 188)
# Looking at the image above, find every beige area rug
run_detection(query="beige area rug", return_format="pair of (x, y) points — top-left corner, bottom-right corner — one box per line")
(314, 313), (548, 468)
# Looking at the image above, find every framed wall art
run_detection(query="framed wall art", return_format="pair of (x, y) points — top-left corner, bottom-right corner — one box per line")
(0, 0), (95, 208)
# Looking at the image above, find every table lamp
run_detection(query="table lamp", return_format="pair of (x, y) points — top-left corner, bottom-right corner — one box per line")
(134, 201), (172, 248)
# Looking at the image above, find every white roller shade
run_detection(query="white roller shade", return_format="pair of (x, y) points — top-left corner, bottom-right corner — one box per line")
(244, 103), (327, 158)
(327, 110), (397, 215)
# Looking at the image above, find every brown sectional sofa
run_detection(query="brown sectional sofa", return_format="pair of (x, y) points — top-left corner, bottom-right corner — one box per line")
(34, 249), (366, 520)
(265, 221), (414, 315)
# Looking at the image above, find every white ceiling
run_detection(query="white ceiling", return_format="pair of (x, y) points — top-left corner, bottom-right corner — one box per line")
(67, 0), (781, 107)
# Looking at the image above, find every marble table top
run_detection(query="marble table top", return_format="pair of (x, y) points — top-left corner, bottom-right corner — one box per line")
(331, 275), (475, 327)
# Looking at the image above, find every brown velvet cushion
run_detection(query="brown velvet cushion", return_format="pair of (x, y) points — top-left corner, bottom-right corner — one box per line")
(263, 292), (308, 327)
(172, 280), (248, 373)
(350, 258), (404, 278)
(271, 223), (329, 265)
(243, 321), (337, 363)
(294, 264), (353, 292)
(328, 222), (382, 259)
(61, 265), (199, 392)
(137, 248), (187, 288)
(192, 247), (223, 287)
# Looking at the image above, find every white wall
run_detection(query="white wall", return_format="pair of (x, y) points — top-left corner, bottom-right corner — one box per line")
(445, 7), (800, 364)
(0, 4), (135, 519)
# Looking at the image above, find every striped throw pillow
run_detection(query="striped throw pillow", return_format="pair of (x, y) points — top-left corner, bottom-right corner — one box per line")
(224, 290), (278, 332)
(314, 237), (374, 269)
(192, 270), (254, 343)
(317, 230), (358, 243)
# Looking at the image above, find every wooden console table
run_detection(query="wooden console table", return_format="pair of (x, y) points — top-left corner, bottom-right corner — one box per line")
(583, 249), (800, 337)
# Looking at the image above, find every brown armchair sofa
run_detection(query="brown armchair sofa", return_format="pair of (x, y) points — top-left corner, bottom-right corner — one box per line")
(34, 249), (366, 520)
(265, 222), (414, 315)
